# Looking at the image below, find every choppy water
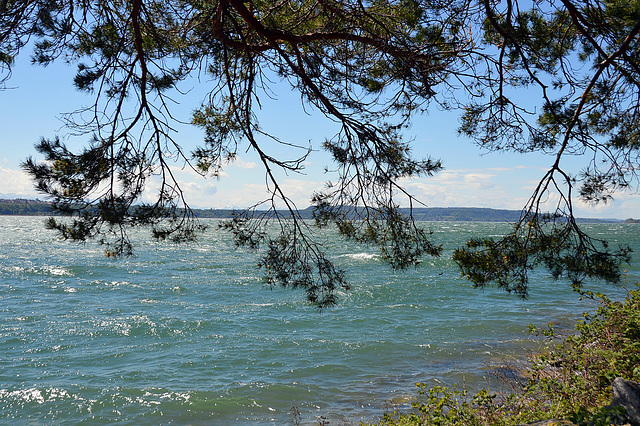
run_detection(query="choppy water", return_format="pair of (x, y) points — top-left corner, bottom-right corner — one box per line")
(1, 216), (638, 424)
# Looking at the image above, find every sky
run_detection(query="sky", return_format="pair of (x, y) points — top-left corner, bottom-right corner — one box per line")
(1, 52), (639, 220)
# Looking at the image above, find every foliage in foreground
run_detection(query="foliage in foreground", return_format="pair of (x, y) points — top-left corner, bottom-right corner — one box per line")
(372, 284), (640, 425)
(5, 0), (640, 304)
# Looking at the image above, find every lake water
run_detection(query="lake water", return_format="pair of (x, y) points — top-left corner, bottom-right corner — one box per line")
(1, 216), (638, 424)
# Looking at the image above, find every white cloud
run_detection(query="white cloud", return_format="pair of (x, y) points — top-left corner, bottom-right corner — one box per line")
(207, 178), (324, 209)
(3, 159), (639, 219)
(463, 172), (497, 189)
(574, 191), (640, 220)
(400, 168), (521, 209)
(0, 166), (41, 199)
(135, 165), (640, 219)
(231, 157), (258, 169)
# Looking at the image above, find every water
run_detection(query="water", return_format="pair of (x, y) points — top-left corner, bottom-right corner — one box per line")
(0, 217), (638, 424)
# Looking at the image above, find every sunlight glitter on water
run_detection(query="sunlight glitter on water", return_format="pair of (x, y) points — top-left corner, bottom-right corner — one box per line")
(0, 217), (636, 424)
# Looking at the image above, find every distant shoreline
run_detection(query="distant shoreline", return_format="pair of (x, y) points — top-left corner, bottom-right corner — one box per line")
(0, 198), (626, 223)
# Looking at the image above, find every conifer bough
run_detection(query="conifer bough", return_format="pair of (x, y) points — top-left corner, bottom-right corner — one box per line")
(3, 0), (637, 306)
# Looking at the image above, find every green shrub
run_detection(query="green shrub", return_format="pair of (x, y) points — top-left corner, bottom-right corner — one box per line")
(370, 284), (640, 425)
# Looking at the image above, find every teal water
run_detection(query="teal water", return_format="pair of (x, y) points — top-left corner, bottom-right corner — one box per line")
(0, 217), (638, 424)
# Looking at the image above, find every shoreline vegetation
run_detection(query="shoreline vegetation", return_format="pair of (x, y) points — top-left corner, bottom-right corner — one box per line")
(364, 285), (640, 426)
(0, 198), (629, 222)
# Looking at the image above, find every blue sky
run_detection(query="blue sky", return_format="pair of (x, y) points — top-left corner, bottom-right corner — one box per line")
(1, 52), (638, 219)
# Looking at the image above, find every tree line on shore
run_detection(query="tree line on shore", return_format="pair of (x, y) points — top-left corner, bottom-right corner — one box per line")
(0, 199), (621, 223)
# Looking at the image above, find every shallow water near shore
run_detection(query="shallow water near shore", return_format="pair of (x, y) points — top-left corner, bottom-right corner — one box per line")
(1, 216), (638, 424)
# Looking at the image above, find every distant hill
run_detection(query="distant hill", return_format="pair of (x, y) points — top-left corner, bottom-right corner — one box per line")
(0, 198), (620, 223)
(258, 206), (528, 222)
(291, 206), (617, 223)
(0, 198), (53, 216)
(397, 207), (523, 222)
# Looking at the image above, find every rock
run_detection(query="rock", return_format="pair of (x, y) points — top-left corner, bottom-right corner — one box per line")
(611, 377), (640, 426)
(520, 377), (640, 426)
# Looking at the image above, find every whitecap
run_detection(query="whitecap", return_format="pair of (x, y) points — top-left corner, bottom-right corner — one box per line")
(340, 253), (378, 260)
(143, 390), (192, 403)
(0, 387), (71, 404)
(3, 266), (25, 274)
(43, 266), (72, 277)
(106, 281), (128, 286)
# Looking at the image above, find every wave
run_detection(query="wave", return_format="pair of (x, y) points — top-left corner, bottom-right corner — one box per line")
(340, 253), (379, 261)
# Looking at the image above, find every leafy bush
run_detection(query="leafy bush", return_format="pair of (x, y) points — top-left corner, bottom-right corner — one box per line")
(372, 284), (640, 425)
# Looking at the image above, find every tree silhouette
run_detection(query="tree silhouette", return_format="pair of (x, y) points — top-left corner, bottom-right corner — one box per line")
(1, 0), (636, 305)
